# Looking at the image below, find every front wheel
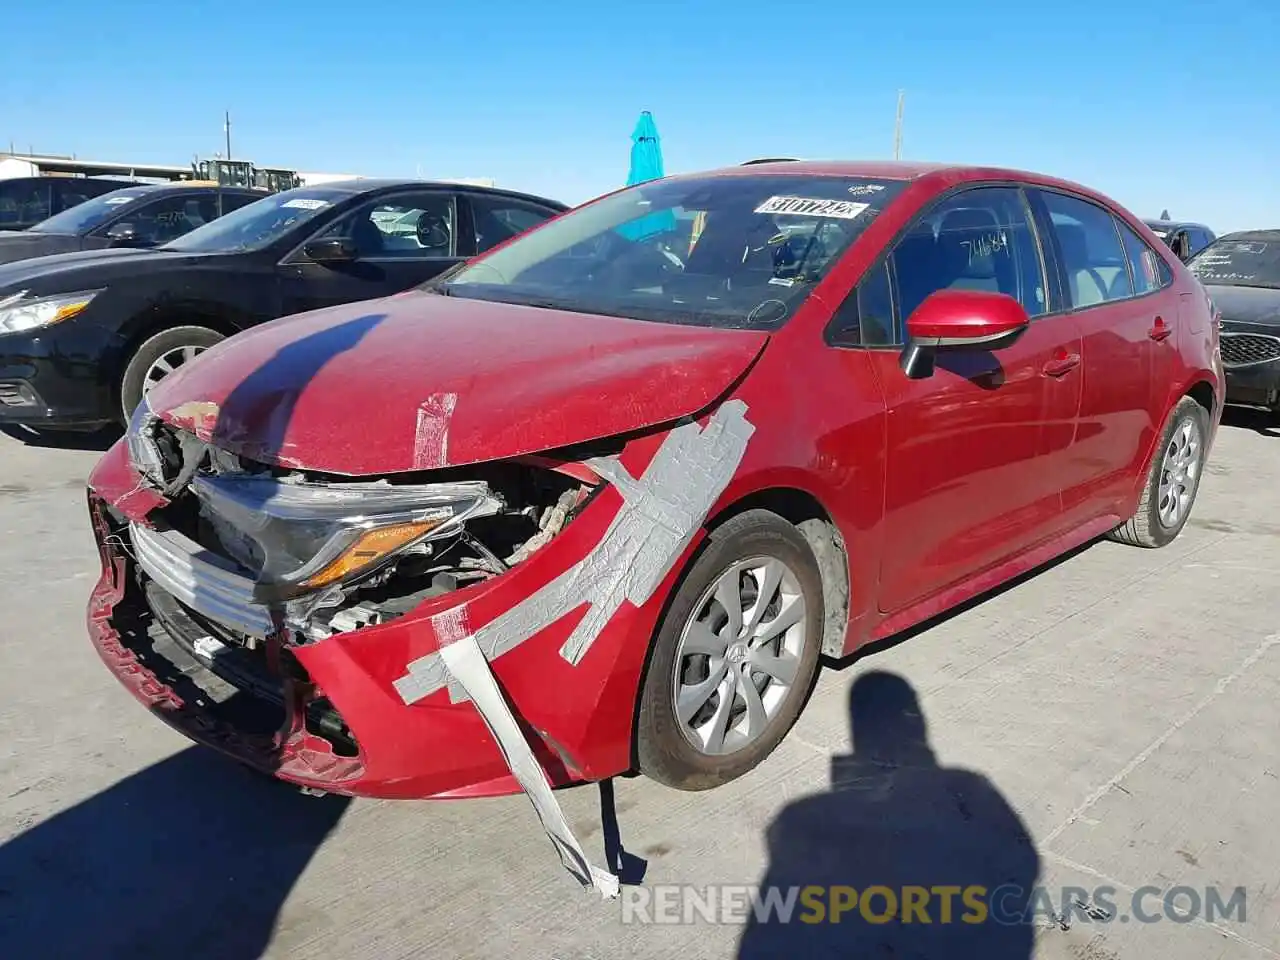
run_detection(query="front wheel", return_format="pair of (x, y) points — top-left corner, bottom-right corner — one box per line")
(118, 325), (225, 423)
(1108, 396), (1209, 548)
(635, 509), (824, 791)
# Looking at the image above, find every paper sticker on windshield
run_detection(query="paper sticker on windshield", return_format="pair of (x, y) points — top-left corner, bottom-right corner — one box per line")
(282, 198), (329, 210)
(104, 197), (134, 205)
(755, 196), (869, 220)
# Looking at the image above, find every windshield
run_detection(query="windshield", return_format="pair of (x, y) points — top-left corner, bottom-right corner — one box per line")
(164, 187), (347, 253)
(1188, 237), (1280, 288)
(437, 174), (906, 329)
(27, 187), (155, 235)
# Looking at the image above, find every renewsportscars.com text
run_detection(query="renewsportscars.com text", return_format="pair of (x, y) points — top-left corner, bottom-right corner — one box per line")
(620, 884), (1247, 926)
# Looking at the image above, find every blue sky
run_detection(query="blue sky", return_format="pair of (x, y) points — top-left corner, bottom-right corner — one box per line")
(4, 0), (1277, 231)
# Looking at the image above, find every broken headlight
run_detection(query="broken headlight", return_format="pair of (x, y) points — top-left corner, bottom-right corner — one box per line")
(191, 474), (503, 600)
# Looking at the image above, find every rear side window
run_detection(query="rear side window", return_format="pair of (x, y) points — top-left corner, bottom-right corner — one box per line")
(469, 195), (560, 254)
(1038, 192), (1132, 307)
(220, 192), (260, 214)
(1115, 218), (1163, 295)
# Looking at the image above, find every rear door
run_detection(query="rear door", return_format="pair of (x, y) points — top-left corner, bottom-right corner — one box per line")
(837, 185), (1083, 613)
(278, 188), (463, 315)
(1030, 189), (1173, 524)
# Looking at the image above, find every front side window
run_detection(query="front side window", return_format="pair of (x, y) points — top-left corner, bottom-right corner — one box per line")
(1115, 218), (1164, 296)
(1038, 192), (1133, 307)
(891, 186), (1048, 327)
(1188, 236), (1280, 289)
(102, 194), (220, 244)
(436, 174), (907, 330)
(318, 193), (457, 258)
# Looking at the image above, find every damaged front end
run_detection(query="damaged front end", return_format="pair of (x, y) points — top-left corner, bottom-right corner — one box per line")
(89, 393), (755, 899)
(98, 399), (602, 768)
(128, 405), (594, 644)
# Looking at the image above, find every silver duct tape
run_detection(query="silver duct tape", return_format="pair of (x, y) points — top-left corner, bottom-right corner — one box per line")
(392, 399), (755, 705)
(438, 633), (620, 899)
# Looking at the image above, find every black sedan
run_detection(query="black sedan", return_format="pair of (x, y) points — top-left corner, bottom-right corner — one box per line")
(0, 183), (262, 266)
(0, 179), (567, 434)
(1187, 230), (1280, 418)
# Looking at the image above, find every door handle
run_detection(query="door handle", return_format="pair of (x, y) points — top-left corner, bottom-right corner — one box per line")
(1149, 316), (1174, 342)
(1042, 352), (1081, 377)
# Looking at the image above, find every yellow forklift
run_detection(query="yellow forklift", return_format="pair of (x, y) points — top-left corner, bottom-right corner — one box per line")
(187, 159), (300, 193)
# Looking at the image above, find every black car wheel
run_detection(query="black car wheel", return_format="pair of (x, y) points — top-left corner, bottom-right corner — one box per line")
(635, 509), (824, 791)
(119, 326), (225, 423)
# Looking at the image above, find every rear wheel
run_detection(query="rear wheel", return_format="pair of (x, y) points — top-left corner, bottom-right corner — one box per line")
(119, 325), (224, 423)
(635, 509), (824, 790)
(1108, 396), (1208, 547)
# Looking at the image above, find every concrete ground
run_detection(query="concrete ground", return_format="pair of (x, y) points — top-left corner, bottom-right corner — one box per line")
(0, 412), (1277, 960)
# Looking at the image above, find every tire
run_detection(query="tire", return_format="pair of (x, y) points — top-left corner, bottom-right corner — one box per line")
(635, 509), (824, 790)
(1108, 396), (1209, 548)
(118, 325), (225, 424)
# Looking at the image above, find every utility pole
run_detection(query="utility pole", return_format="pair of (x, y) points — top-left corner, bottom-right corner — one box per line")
(224, 111), (232, 161)
(893, 90), (905, 160)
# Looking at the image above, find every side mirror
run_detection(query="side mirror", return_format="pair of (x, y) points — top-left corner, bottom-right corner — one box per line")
(105, 222), (141, 245)
(303, 237), (357, 263)
(900, 289), (1030, 380)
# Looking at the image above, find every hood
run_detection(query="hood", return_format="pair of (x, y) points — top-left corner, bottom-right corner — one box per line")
(146, 291), (769, 476)
(1205, 283), (1280, 328)
(0, 246), (170, 291)
(0, 230), (87, 266)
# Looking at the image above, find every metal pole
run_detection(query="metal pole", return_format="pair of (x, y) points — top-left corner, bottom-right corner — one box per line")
(893, 91), (905, 160)
(224, 111), (232, 161)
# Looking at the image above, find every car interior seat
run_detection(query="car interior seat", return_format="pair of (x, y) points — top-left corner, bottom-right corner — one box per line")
(350, 215), (385, 257)
(416, 210), (453, 255)
(1055, 224), (1108, 307)
(936, 207), (1009, 296)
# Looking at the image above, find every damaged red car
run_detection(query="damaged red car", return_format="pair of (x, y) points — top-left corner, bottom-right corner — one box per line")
(87, 161), (1222, 888)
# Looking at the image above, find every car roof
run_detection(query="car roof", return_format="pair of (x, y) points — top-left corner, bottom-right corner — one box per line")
(1219, 229), (1280, 242)
(297, 178), (569, 210)
(94, 183), (263, 198)
(1143, 218), (1212, 232)
(664, 160), (1131, 205)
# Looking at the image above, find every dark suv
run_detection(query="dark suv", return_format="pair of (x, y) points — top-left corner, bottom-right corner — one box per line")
(0, 176), (141, 231)
(1144, 219), (1215, 262)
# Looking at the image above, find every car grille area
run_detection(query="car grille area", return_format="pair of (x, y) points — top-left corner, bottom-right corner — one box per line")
(1221, 332), (1280, 367)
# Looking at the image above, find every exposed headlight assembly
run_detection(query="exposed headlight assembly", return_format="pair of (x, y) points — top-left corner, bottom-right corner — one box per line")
(0, 289), (102, 334)
(190, 474), (503, 600)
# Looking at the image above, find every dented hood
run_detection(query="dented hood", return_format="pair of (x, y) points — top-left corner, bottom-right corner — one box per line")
(146, 290), (768, 475)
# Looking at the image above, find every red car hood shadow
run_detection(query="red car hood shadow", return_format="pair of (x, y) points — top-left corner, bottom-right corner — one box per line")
(146, 292), (769, 475)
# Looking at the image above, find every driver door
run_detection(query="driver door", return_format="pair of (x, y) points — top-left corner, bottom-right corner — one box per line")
(278, 190), (463, 315)
(851, 186), (1084, 614)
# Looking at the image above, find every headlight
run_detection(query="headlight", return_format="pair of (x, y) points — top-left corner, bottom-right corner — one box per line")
(0, 289), (102, 334)
(125, 396), (166, 482)
(190, 474), (503, 599)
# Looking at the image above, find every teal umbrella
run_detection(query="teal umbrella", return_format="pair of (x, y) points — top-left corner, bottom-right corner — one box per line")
(627, 110), (665, 185)
(619, 111), (675, 241)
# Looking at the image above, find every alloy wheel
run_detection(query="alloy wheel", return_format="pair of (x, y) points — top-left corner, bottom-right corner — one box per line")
(672, 556), (809, 756)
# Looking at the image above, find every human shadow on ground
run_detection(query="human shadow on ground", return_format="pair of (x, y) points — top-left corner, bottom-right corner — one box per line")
(739, 671), (1039, 959)
(0, 745), (350, 960)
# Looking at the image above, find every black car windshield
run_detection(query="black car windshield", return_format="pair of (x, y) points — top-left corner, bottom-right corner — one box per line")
(1188, 236), (1280, 289)
(27, 187), (156, 235)
(164, 187), (347, 253)
(435, 173), (906, 329)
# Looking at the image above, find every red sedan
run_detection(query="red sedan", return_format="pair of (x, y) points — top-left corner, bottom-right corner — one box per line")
(86, 161), (1222, 891)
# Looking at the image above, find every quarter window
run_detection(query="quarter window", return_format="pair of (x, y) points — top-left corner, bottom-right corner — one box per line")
(1115, 218), (1162, 295)
(1039, 192), (1133, 307)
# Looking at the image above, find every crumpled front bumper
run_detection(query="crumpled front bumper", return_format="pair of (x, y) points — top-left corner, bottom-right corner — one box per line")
(83, 436), (691, 801)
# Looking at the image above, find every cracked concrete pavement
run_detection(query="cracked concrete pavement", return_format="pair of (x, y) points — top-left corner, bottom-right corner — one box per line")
(0, 411), (1276, 959)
